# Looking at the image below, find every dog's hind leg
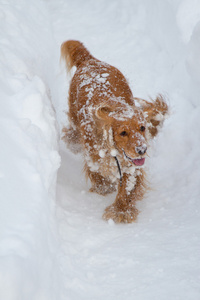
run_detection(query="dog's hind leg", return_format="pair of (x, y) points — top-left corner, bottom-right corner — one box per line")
(62, 77), (83, 153)
(62, 126), (82, 154)
(62, 125), (82, 154)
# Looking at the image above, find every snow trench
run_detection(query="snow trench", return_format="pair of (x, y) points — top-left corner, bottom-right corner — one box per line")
(1, 0), (200, 300)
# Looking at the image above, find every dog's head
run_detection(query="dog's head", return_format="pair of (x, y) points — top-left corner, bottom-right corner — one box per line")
(95, 102), (148, 167)
(95, 95), (168, 166)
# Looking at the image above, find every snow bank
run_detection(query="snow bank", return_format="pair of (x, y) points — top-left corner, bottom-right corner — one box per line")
(0, 1), (61, 299)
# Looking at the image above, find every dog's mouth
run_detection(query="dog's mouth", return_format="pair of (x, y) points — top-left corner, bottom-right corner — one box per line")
(123, 151), (145, 166)
(132, 157), (145, 166)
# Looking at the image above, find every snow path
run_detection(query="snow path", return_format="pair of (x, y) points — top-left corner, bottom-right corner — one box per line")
(0, 0), (200, 299)
(48, 0), (200, 299)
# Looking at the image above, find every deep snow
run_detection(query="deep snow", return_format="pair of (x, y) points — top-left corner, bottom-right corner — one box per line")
(0, 0), (200, 299)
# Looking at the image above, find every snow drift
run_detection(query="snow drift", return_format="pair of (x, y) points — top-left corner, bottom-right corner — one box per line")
(0, 1), (61, 299)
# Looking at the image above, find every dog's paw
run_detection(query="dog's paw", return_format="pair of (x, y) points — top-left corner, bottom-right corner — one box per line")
(103, 204), (139, 223)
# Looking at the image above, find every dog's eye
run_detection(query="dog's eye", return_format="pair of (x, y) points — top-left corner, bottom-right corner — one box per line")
(120, 131), (128, 136)
(140, 126), (145, 132)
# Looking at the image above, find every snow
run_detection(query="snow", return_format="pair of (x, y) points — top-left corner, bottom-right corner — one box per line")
(1, 0), (200, 299)
(99, 149), (106, 158)
(0, 1), (61, 299)
(110, 149), (118, 157)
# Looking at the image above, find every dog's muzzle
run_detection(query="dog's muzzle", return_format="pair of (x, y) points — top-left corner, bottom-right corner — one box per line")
(123, 150), (146, 166)
(135, 145), (147, 155)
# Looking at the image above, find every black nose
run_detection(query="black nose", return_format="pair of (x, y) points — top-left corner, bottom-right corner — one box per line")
(136, 145), (147, 155)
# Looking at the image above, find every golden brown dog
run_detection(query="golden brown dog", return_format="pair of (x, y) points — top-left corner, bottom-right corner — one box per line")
(61, 40), (168, 223)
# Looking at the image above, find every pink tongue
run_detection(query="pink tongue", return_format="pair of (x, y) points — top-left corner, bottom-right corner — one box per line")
(133, 158), (145, 166)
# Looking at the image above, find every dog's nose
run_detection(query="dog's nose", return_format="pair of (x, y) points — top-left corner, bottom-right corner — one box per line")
(136, 145), (147, 155)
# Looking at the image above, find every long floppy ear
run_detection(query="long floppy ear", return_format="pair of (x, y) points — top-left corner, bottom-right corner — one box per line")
(94, 104), (115, 151)
(135, 95), (169, 138)
(95, 104), (112, 120)
(94, 104), (113, 138)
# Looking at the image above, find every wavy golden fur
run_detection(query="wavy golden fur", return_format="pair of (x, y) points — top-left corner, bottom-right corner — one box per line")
(61, 40), (168, 223)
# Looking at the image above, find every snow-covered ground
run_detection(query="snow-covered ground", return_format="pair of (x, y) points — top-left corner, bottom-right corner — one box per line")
(0, 0), (200, 299)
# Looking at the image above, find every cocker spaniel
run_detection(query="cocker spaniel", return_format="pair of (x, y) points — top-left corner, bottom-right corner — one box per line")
(61, 40), (168, 223)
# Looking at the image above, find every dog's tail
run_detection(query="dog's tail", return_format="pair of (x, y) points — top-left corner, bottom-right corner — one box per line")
(61, 40), (94, 71)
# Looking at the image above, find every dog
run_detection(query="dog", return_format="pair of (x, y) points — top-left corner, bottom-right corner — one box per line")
(61, 40), (168, 223)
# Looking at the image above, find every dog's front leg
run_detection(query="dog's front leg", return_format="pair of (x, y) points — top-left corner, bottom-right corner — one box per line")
(85, 166), (117, 195)
(103, 170), (146, 223)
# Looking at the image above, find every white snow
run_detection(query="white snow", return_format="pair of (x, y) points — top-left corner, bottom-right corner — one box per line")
(1, 0), (200, 300)
(110, 149), (118, 157)
(99, 149), (106, 158)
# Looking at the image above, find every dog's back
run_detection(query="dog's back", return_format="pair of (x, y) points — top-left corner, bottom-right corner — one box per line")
(61, 40), (134, 111)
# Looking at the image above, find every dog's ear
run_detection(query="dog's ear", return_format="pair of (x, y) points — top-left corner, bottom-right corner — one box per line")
(95, 104), (112, 121)
(94, 104), (115, 150)
(135, 95), (168, 138)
